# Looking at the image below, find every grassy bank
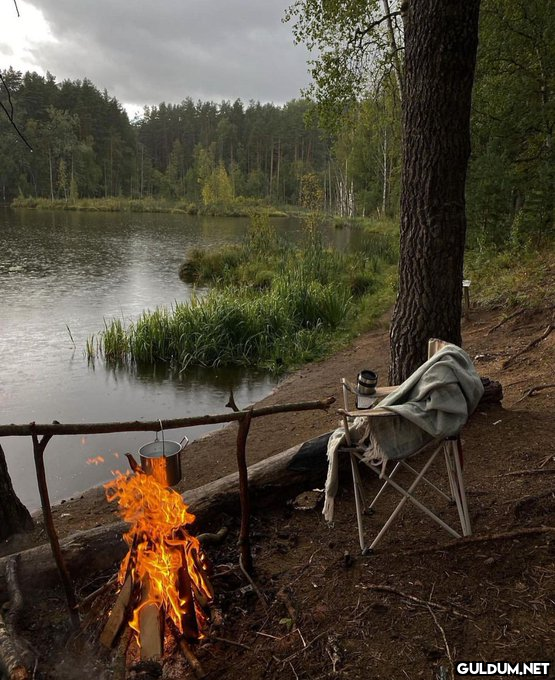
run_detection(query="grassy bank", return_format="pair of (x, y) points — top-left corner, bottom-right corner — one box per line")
(465, 243), (555, 311)
(89, 215), (399, 372)
(10, 195), (289, 217)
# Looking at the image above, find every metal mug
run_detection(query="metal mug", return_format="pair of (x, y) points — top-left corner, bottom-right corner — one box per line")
(357, 369), (378, 395)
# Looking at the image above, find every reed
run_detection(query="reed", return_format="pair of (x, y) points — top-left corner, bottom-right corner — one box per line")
(98, 274), (350, 371)
(94, 214), (399, 371)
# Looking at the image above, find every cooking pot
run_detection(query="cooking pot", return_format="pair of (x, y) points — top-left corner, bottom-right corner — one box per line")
(136, 423), (188, 487)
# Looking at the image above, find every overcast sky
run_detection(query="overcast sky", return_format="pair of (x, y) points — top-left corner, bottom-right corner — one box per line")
(1, 0), (312, 116)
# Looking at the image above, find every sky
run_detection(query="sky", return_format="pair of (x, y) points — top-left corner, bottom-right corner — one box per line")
(0, 0), (312, 116)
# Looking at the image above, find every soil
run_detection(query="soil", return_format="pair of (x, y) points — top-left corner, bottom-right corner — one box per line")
(2, 299), (555, 680)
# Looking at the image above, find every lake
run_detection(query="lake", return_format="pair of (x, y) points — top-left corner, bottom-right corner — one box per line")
(0, 208), (354, 511)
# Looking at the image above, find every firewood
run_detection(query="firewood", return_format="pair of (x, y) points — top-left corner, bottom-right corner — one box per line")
(112, 625), (133, 680)
(177, 638), (206, 679)
(139, 603), (163, 661)
(100, 575), (133, 649)
(177, 557), (199, 641)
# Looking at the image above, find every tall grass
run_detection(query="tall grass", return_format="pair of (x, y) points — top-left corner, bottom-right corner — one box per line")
(99, 274), (350, 371)
(93, 214), (399, 372)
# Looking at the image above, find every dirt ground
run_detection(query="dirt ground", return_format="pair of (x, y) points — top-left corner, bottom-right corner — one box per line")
(3, 297), (555, 679)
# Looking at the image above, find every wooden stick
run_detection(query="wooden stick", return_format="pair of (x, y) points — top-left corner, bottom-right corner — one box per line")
(502, 324), (554, 369)
(236, 409), (253, 574)
(357, 584), (472, 619)
(499, 468), (555, 477)
(31, 427), (80, 631)
(397, 526), (555, 556)
(178, 638), (206, 679)
(487, 308), (527, 335)
(515, 383), (555, 403)
(0, 397), (335, 438)
(78, 574), (117, 611)
(427, 606), (454, 680)
(112, 625), (133, 680)
(167, 620), (206, 679)
(100, 575), (133, 648)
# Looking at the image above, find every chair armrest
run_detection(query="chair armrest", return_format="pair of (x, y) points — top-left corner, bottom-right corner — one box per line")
(374, 385), (398, 397)
(338, 407), (399, 418)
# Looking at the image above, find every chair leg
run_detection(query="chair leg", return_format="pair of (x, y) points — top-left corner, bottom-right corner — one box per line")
(350, 453), (367, 553)
(400, 461), (452, 502)
(444, 440), (472, 536)
(369, 445), (461, 550)
(453, 439), (472, 536)
(369, 461), (401, 510)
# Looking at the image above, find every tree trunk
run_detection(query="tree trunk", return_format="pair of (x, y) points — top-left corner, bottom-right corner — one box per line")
(389, 0), (481, 382)
(0, 445), (33, 540)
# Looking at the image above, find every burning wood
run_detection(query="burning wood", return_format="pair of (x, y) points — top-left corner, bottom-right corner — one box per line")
(100, 470), (213, 667)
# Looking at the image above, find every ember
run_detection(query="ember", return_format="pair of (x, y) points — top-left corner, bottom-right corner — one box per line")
(100, 470), (213, 662)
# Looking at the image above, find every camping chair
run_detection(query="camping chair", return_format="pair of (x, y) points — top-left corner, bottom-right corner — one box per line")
(337, 339), (476, 554)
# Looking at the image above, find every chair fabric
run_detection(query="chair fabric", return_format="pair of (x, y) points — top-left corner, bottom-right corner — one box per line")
(323, 342), (483, 551)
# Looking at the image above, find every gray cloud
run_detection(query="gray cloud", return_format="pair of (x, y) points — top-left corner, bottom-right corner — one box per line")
(23, 0), (311, 108)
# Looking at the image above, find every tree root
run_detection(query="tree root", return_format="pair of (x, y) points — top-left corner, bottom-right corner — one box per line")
(487, 308), (528, 335)
(502, 324), (554, 369)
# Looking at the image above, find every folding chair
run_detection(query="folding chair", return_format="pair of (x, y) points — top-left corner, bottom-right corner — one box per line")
(337, 339), (476, 554)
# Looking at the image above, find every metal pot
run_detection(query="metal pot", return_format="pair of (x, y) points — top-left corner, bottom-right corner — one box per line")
(138, 426), (188, 487)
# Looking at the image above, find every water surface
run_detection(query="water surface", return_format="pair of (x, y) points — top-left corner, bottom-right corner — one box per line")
(0, 209), (281, 510)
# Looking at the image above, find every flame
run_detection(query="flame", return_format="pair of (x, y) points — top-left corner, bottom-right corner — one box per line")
(104, 471), (213, 639)
(86, 455), (105, 465)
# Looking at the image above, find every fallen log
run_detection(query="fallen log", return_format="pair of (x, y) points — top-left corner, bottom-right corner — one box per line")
(0, 433), (332, 594)
(0, 558), (31, 680)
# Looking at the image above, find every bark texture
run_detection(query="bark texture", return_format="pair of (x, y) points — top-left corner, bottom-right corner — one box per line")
(390, 0), (481, 382)
(0, 445), (33, 540)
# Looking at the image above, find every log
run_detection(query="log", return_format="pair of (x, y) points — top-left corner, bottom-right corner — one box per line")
(139, 603), (162, 661)
(100, 575), (133, 649)
(0, 611), (29, 680)
(0, 433), (332, 593)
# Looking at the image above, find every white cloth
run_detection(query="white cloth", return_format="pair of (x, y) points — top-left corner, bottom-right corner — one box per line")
(323, 344), (484, 522)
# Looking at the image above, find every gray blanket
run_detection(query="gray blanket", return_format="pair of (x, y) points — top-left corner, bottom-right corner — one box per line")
(323, 344), (484, 522)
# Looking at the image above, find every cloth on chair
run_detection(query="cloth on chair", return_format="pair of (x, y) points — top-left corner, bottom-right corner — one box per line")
(323, 344), (484, 522)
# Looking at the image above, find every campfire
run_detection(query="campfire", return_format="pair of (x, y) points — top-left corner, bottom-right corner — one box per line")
(99, 468), (214, 667)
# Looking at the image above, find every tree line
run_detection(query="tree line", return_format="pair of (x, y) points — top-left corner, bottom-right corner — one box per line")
(0, 0), (553, 248)
(0, 70), (330, 208)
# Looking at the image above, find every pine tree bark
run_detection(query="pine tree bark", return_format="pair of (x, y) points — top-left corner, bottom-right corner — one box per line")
(390, 0), (481, 382)
(0, 445), (33, 540)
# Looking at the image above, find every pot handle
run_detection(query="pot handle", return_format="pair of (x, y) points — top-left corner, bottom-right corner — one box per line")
(125, 452), (144, 474)
(179, 435), (189, 447)
(158, 418), (166, 457)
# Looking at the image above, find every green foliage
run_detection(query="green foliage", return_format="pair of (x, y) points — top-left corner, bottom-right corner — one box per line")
(467, 0), (555, 247)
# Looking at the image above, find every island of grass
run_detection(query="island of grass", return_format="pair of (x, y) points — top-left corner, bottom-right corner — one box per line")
(88, 214), (399, 372)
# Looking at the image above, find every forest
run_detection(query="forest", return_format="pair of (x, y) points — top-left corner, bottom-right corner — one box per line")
(0, 0), (553, 250)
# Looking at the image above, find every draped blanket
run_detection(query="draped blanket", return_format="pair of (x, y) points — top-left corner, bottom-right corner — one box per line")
(323, 345), (484, 522)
